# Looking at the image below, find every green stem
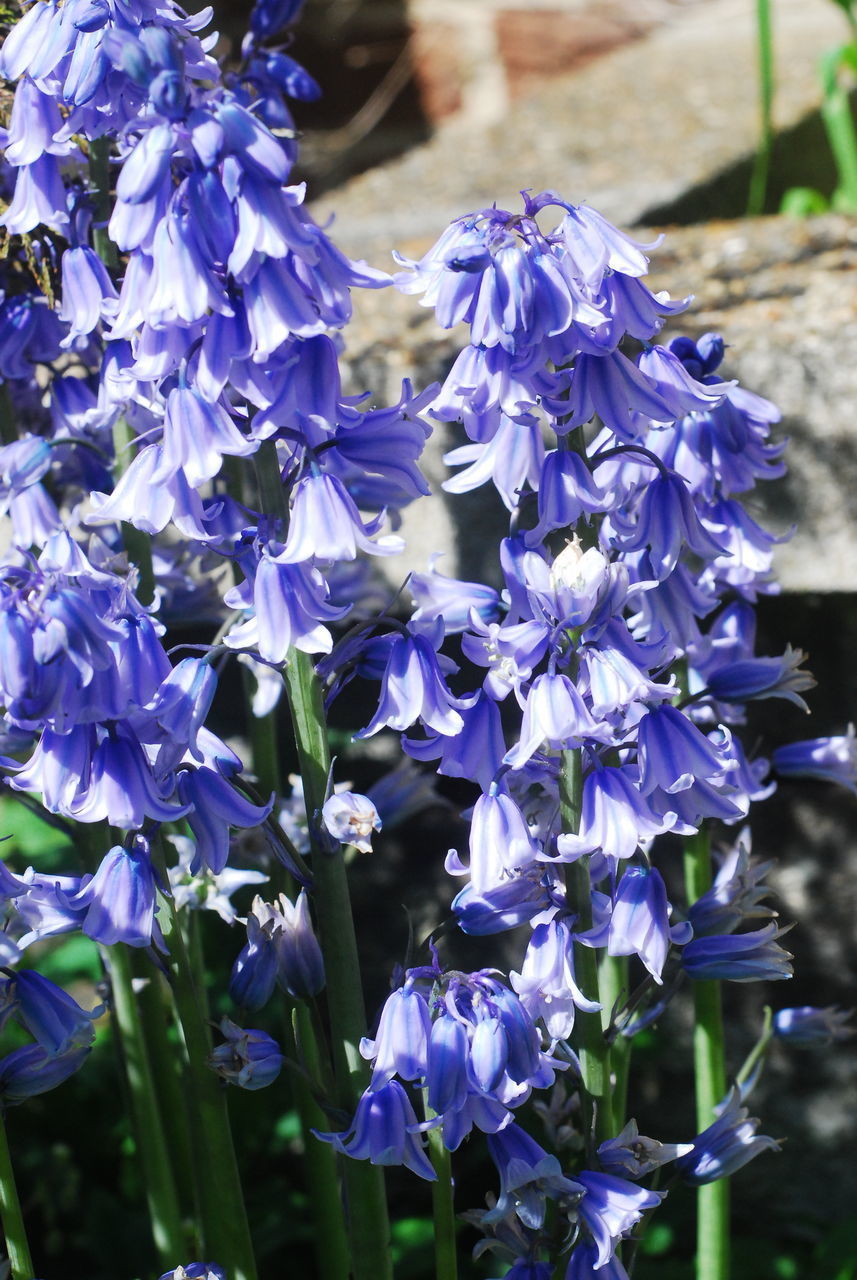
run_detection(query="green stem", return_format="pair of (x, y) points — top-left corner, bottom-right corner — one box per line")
(111, 414), (155, 605)
(0, 1109), (35, 1280)
(88, 136), (118, 271)
(599, 953), (630, 1133)
(683, 827), (729, 1280)
(287, 1004), (351, 1280)
(159, 891), (258, 1280)
(747, 0), (774, 215)
(423, 1094), (458, 1280)
(735, 1006), (773, 1088)
(559, 749), (612, 1147)
(281, 648), (393, 1280)
(0, 383), (17, 447)
(130, 952), (200, 1240)
(104, 944), (186, 1270)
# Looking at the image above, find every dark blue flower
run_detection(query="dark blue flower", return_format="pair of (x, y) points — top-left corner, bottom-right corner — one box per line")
(676, 1087), (779, 1184)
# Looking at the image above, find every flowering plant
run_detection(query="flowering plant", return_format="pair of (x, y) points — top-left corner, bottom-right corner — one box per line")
(0, 2), (852, 1279)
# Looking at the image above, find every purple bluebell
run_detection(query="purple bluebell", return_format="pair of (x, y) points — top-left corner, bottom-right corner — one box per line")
(406, 688), (507, 791)
(772, 1006), (853, 1047)
(315, 1078), (437, 1180)
(228, 899), (280, 1011)
(452, 869), (556, 936)
(555, 765), (672, 862)
(358, 623), (464, 739)
(277, 471), (404, 563)
(772, 727), (857, 791)
(444, 411), (547, 511)
(208, 1017), (283, 1090)
(676, 1087), (779, 1184)
(178, 767), (273, 874)
(445, 787), (540, 895)
(0, 1041), (90, 1105)
(71, 838), (157, 948)
(606, 864), (690, 984)
(575, 1170), (663, 1269)
(687, 836), (776, 936)
(636, 705), (734, 796)
(682, 922), (793, 982)
(271, 890), (325, 999)
(409, 560), (502, 632)
(565, 1243), (632, 1280)
(505, 672), (610, 770)
(158, 1265), (226, 1280)
(510, 919), (601, 1040)
(484, 1124), (584, 1230)
(361, 984), (431, 1087)
(596, 1119), (692, 1179)
(224, 553), (348, 663)
(2, 969), (101, 1055)
(321, 791), (381, 854)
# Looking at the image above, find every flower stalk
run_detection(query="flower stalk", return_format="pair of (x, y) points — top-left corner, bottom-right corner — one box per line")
(683, 826), (730, 1280)
(0, 1109), (35, 1280)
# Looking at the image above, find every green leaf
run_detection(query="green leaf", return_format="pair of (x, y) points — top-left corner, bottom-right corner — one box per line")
(780, 186), (830, 215)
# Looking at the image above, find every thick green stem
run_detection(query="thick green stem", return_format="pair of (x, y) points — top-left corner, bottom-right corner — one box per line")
(423, 1095), (458, 1280)
(104, 944), (186, 1270)
(281, 648), (393, 1280)
(747, 0), (774, 215)
(599, 953), (630, 1133)
(0, 1110), (35, 1280)
(683, 827), (729, 1280)
(286, 1004), (351, 1280)
(158, 891), (258, 1280)
(240, 643), (350, 1280)
(130, 952), (200, 1240)
(559, 749), (612, 1147)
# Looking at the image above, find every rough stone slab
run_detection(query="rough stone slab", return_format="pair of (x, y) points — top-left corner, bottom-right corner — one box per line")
(334, 213), (857, 593)
(310, 0), (845, 262)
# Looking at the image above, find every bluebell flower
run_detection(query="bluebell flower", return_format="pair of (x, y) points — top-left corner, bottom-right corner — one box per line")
(510, 919), (600, 1041)
(772, 1006), (853, 1047)
(178, 766), (273, 874)
(772, 726), (857, 792)
(575, 1170), (663, 1268)
(406, 688), (507, 792)
(358, 624), (464, 739)
(505, 673), (610, 770)
(315, 1078), (437, 1180)
(270, 890), (325, 999)
(208, 1017), (283, 1090)
(445, 787), (540, 895)
(596, 1119), (692, 1179)
(228, 901), (279, 1011)
(0, 1042), (91, 1105)
(606, 864), (689, 984)
(555, 765), (671, 862)
(637, 705), (734, 796)
(321, 791), (381, 854)
(158, 1265), (226, 1280)
(676, 1087), (779, 1184)
(2, 969), (101, 1055)
(687, 835), (776, 936)
(361, 984), (431, 1088)
(565, 1243), (631, 1280)
(452, 870), (556, 936)
(71, 838), (158, 948)
(484, 1124), (584, 1230)
(682, 922), (793, 982)
(224, 553), (348, 663)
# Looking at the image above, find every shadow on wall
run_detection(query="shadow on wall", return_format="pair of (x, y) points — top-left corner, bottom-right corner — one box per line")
(213, 0), (431, 195)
